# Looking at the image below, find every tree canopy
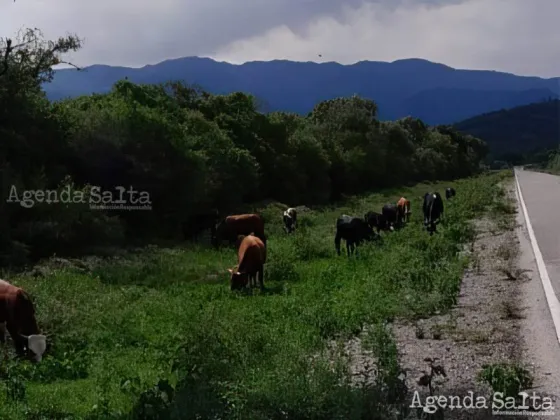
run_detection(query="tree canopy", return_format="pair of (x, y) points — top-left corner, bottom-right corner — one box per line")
(0, 29), (488, 266)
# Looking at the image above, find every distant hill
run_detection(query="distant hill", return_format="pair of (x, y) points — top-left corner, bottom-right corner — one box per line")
(43, 57), (560, 125)
(453, 99), (560, 158)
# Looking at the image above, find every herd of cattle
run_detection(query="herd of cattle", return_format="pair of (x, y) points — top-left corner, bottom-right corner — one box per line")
(0, 187), (455, 363)
(189, 186), (454, 290)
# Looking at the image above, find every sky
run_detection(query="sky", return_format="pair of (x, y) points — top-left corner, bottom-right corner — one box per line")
(1, 0), (559, 78)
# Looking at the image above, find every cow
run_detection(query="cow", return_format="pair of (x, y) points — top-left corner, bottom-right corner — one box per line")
(445, 187), (456, 200)
(396, 197), (412, 225)
(228, 234), (267, 291)
(364, 211), (388, 233)
(283, 208), (297, 233)
(382, 204), (398, 231)
(0, 279), (46, 362)
(213, 214), (266, 247)
(423, 192), (444, 235)
(182, 209), (219, 242)
(335, 215), (376, 256)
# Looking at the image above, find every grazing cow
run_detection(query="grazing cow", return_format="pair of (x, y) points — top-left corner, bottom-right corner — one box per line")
(423, 192), (444, 235)
(228, 234), (267, 291)
(283, 208), (297, 233)
(382, 204), (398, 231)
(445, 187), (456, 200)
(396, 197), (412, 225)
(213, 213), (266, 247)
(0, 279), (46, 362)
(182, 209), (219, 242)
(364, 211), (388, 233)
(335, 215), (376, 256)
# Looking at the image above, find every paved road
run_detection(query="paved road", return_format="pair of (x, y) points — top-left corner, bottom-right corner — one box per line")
(516, 169), (560, 303)
(514, 168), (560, 406)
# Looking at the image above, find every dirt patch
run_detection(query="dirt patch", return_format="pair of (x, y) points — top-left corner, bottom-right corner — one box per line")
(390, 181), (533, 419)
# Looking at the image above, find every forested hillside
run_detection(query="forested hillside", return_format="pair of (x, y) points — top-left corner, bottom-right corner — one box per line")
(454, 99), (560, 162)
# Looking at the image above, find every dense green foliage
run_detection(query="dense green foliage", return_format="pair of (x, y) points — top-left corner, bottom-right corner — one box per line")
(454, 98), (560, 163)
(0, 171), (512, 419)
(0, 31), (487, 268)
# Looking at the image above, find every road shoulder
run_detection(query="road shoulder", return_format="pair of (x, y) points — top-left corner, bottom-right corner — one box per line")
(392, 179), (558, 419)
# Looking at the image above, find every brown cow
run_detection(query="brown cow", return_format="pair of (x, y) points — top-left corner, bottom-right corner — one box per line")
(227, 234), (267, 291)
(396, 197), (411, 225)
(0, 279), (46, 362)
(213, 213), (266, 247)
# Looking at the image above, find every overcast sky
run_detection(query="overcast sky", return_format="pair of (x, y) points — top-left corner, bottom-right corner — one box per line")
(2, 0), (559, 78)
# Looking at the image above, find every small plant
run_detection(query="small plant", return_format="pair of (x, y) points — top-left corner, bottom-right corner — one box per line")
(417, 357), (447, 395)
(431, 325), (443, 340)
(415, 324), (425, 339)
(415, 358), (447, 419)
(478, 363), (533, 400)
(500, 301), (524, 320)
(496, 243), (516, 261)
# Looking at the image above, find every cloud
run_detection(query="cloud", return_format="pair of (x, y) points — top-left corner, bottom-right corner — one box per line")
(1, 0), (558, 77)
(214, 0), (560, 78)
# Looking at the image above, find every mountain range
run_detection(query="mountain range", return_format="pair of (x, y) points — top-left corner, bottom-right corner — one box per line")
(44, 57), (560, 126)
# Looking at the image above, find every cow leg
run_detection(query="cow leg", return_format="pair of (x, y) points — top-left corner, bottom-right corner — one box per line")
(335, 233), (342, 256)
(6, 323), (25, 356)
(0, 322), (5, 344)
(258, 267), (264, 290)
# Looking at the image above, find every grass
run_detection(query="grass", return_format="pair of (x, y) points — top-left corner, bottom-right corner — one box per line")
(0, 170), (513, 419)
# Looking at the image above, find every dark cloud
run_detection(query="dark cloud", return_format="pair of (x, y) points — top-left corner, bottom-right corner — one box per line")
(0, 0), (558, 77)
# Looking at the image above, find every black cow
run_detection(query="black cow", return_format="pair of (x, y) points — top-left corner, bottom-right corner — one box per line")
(283, 208), (297, 233)
(182, 210), (219, 242)
(364, 211), (388, 233)
(381, 204), (398, 231)
(335, 215), (376, 256)
(423, 192), (444, 235)
(445, 187), (456, 200)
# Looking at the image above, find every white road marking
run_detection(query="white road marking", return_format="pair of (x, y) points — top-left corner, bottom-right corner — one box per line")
(514, 169), (560, 347)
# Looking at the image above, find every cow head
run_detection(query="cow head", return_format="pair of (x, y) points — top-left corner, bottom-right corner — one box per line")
(20, 333), (47, 362)
(228, 268), (248, 290)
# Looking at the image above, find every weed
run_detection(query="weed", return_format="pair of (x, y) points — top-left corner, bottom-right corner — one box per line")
(478, 363), (533, 400)
(500, 301), (525, 320)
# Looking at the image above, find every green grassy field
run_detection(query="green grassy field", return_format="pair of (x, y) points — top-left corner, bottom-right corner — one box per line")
(0, 170), (513, 419)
